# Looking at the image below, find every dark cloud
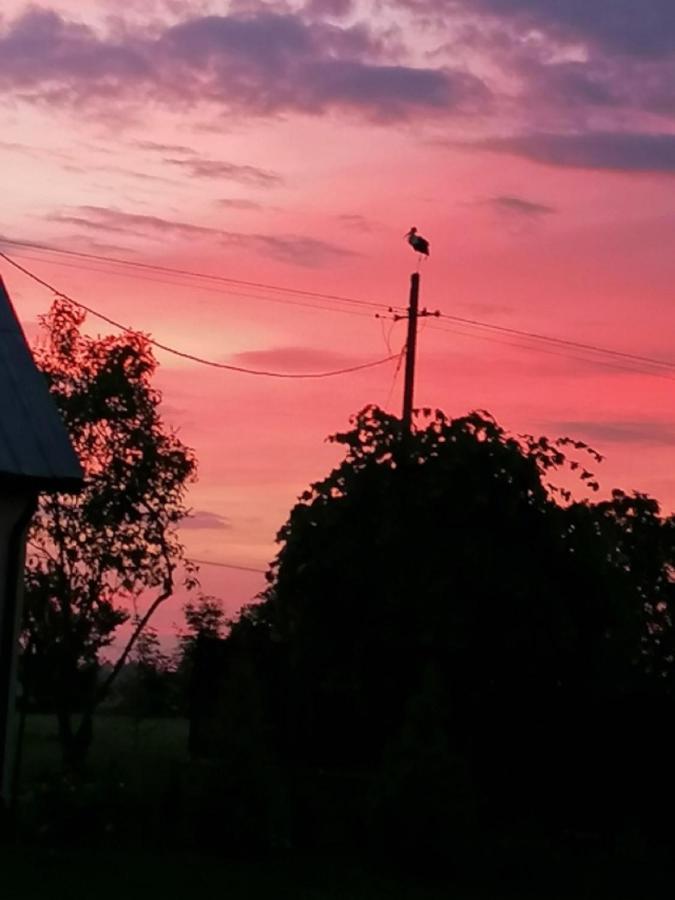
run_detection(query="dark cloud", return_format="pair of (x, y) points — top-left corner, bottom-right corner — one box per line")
(487, 195), (556, 216)
(45, 205), (353, 267)
(0, 8), (149, 92)
(182, 510), (232, 530)
(305, 0), (354, 18)
(552, 420), (675, 447)
(474, 0), (675, 58)
(0, 8), (487, 122)
(303, 60), (485, 120)
(406, 1), (675, 134)
(473, 132), (675, 173)
(165, 157), (282, 186)
(406, 0), (675, 58)
(160, 13), (487, 120)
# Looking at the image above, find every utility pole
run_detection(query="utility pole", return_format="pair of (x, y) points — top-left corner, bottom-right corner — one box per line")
(399, 272), (438, 434)
(402, 272), (420, 434)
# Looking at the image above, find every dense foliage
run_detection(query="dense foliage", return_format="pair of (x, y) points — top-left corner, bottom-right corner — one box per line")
(218, 405), (675, 850)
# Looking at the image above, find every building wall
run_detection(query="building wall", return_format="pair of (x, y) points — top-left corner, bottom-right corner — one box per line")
(0, 491), (35, 807)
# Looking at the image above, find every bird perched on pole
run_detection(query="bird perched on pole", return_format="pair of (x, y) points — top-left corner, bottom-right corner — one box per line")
(405, 227), (430, 257)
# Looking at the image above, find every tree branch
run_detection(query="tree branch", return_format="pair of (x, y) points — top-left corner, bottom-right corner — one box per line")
(94, 549), (175, 707)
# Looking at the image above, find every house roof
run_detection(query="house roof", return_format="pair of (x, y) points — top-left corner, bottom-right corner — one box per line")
(0, 277), (83, 492)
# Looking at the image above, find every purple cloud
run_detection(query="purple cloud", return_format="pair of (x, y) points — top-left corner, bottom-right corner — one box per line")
(305, 0), (354, 18)
(471, 0), (675, 58)
(0, 8), (488, 122)
(473, 132), (675, 173)
(406, 0), (675, 57)
(406, 1), (675, 132)
(0, 8), (148, 93)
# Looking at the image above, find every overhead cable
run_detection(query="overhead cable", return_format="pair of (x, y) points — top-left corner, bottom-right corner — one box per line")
(0, 251), (399, 379)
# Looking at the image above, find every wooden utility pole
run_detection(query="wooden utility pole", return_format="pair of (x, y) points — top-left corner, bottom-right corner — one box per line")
(402, 272), (420, 434)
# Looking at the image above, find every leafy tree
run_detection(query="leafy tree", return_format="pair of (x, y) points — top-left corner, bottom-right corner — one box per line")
(229, 405), (675, 836)
(178, 595), (227, 648)
(23, 299), (197, 767)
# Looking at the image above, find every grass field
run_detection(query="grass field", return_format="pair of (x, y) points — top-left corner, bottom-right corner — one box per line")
(7, 716), (673, 899)
(0, 847), (445, 900)
(19, 713), (189, 781)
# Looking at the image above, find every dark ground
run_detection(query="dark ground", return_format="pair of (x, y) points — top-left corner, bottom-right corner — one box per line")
(6, 716), (674, 899)
(2, 844), (674, 900)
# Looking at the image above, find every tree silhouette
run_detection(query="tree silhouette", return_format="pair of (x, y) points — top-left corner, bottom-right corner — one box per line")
(22, 299), (197, 768)
(228, 405), (675, 839)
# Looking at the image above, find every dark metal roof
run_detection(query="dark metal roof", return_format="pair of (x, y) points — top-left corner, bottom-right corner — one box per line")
(0, 277), (83, 492)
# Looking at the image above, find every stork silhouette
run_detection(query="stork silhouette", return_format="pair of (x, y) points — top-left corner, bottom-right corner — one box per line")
(405, 227), (430, 258)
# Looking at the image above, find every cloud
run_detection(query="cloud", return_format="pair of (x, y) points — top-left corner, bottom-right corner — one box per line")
(486, 195), (556, 217)
(473, 132), (675, 173)
(182, 510), (232, 530)
(165, 157), (282, 186)
(232, 346), (354, 370)
(134, 139), (197, 154)
(303, 60), (486, 121)
(405, 0), (675, 58)
(552, 420), (675, 447)
(47, 205), (220, 240)
(405, 2), (675, 131)
(216, 198), (263, 210)
(337, 213), (376, 230)
(473, 0), (675, 58)
(219, 232), (356, 267)
(0, 8), (488, 122)
(305, 0), (354, 18)
(45, 204), (353, 266)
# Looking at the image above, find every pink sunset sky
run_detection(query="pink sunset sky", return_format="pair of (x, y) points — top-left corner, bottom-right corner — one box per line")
(2, 0), (675, 631)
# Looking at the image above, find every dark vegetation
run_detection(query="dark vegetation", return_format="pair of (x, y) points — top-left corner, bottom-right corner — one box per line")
(7, 301), (675, 896)
(23, 299), (196, 768)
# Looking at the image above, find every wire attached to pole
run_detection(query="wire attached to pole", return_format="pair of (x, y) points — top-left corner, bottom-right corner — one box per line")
(0, 251), (399, 380)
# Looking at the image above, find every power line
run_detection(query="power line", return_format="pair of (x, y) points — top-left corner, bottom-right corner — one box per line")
(5, 249), (379, 321)
(428, 320), (675, 382)
(189, 558), (266, 574)
(435, 312), (675, 373)
(0, 236), (396, 313)
(0, 251), (399, 379)
(3, 235), (674, 377)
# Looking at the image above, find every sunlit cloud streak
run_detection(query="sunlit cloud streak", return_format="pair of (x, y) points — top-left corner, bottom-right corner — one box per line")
(485, 195), (557, 217)
(182, 510), (233, 530)
(44, 205), (355, 266)
(551, 420), (675, 447)
(164, 157), (282, 186)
